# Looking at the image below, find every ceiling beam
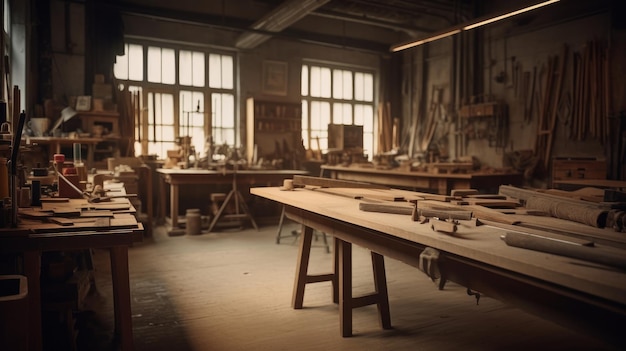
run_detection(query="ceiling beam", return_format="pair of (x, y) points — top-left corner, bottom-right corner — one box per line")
(235, 0), (332, 49)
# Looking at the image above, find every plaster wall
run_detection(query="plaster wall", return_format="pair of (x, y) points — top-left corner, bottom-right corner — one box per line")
(473, 12), (611, 167)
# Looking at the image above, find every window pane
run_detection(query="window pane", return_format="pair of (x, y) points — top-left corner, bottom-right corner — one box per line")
(209, 54), (225, 88)
(113, 44), (143, 80)
(208, 54), (219, 88)
(355, 73), (363, 101)
(161, 94), (174, 124)
(193, 52), (205, 87)
(114, 44), (129, 80)
(301, 100), (308, 146)
(220, 55), (233, 89)
(320, 67), (331, 98)
(128, 44), (143, 81)
(311, 67), (321, 97)
(343, 71), (353, 100)
(179, 50), (192, 86)
(220, 94), (235, 128)
(310, 101), (330, 130)
(147, 46), (161, 83)
(363, 73), (373, 102)
(333, 103), (352, 124)
(362, 105), (373, 132)
(162, 48), (175, 84)
(180, 91), (205, 137)
(211, 93), (235, 145)
(301, 65), (309, 96)
(333, 69), (342, 99)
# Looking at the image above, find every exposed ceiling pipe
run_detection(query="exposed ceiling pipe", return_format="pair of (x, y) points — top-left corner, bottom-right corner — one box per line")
(235, 0), (331, 49)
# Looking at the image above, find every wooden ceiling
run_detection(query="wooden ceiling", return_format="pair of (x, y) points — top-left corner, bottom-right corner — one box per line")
(114, 0), (475, 53)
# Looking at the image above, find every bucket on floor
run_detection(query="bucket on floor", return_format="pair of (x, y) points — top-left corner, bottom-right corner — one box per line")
(0, 275), (29, 351)
(186, 209), (202, 235)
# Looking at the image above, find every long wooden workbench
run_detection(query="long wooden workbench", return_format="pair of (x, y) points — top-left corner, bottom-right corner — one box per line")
(156, 168), (308, 230)
(321, 165), (523, 194)
(251, 186), (626, 348)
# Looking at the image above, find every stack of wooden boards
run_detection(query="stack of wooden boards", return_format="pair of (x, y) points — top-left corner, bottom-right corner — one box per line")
(17, 196), (139, 233)
(291, 175), (626, 270)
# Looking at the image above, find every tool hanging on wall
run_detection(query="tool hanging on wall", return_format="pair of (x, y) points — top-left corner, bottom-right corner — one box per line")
(420, 86), (444, 152)
(570, 39), (609, 143)
(535, 44), (568, 170)
(524, 66), (537, 124)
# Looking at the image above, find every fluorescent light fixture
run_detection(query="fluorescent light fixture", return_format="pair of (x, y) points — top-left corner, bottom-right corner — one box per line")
(390, 0), (560, 52)
(391, 29), (461, 52)
(463, 0), (560, 30)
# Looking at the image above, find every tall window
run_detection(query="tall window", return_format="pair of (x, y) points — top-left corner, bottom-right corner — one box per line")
(114, 43), (236, 159)
(301, 63), (375, 159)
(2, 0), (10, 104)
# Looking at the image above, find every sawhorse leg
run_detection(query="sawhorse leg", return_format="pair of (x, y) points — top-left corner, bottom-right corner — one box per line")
(291, 226), (391, 336)
(337, 239), (391, 336)
(292, 225), (336, 308)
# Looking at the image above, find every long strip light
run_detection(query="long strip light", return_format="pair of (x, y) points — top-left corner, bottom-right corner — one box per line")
(392, 29), (461, 52)
(390, 0), (560, 52)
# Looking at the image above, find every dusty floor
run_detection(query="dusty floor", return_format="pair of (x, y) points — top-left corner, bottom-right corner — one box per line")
(42, 222), (618, 351)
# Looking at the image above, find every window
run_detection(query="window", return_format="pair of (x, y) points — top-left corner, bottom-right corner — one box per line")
(114, 43), (236, 160)
(301, 63), (375, 159)
(2, 0), (10, 104)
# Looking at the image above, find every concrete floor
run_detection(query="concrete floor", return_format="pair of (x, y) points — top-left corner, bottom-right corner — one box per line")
(48, 222), (618, 351)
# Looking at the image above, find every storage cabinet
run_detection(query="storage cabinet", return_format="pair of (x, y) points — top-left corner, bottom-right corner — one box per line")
(246, 98), (302, 166)
(78, 111), (121, 168)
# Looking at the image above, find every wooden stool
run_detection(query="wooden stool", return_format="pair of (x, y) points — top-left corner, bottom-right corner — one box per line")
(292, 225), (391, 337)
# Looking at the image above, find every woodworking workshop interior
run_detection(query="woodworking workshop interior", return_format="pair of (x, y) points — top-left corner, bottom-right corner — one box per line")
(1, 0), (626, 350)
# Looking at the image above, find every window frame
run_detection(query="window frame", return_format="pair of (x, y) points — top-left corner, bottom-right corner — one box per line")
(114, 39), (238, 160)
(301, 60), (377, 159)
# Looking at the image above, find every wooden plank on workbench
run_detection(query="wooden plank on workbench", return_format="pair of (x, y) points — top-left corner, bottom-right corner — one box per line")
(453, 199), (521, 208)
(417, 199), (521, 225)
(30, 214), (139, 233)
(314, 187), (405, 201)
(358, 201), (414, 215)
(292, 175), (389, 189)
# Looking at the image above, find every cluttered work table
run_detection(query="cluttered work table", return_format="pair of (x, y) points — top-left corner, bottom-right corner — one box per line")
(156, 168), (308, 231)
(321, 164), (523, 195)
(251, 178), (626, 348)
(0, 182), (143, 351)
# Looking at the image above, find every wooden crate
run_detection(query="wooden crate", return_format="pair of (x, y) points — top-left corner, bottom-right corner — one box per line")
(551, 158), (606, 183)
(328, 124), (363, 150)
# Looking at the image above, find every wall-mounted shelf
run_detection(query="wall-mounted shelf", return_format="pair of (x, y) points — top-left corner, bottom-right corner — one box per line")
(246, 98), (302, 166)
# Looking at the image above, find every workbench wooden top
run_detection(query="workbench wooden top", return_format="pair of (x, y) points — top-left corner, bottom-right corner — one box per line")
(156, 168), (309, 175)
(251, 186), (626, 306)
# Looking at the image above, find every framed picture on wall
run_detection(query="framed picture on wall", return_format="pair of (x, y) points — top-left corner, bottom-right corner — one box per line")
(262, 60), (288, 96)
(75, 96), (92, 111)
